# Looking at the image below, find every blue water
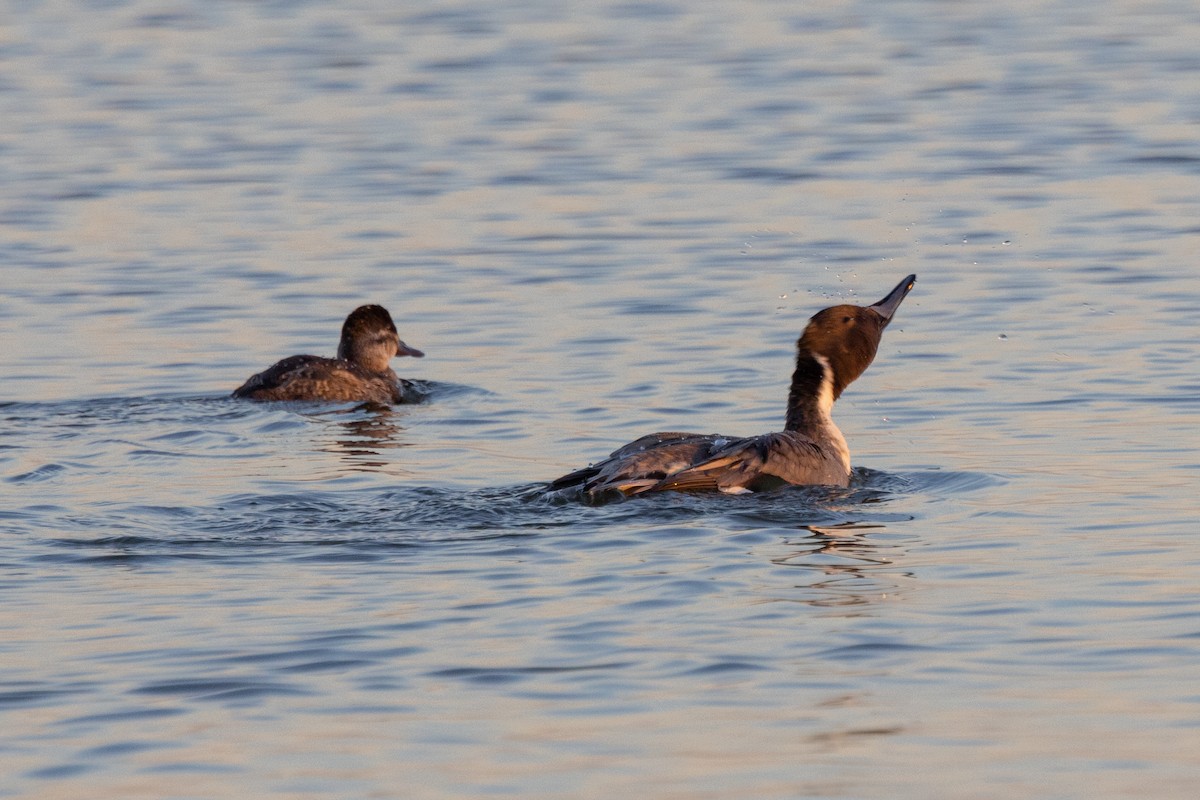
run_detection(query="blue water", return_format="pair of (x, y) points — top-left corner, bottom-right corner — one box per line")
(3, 0), (1200, 797)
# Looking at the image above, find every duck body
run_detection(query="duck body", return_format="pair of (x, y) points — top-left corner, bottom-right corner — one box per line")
(549, 275), (915, 500)
(232, 305), (425, 404)
(549, 428), (848, 496)
(232, 354), (422, 404)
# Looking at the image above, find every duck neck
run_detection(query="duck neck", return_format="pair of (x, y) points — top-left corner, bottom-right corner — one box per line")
(785, 351), (850, 473)
(339, 339), (389, 373)
(784, 352), (837, 435)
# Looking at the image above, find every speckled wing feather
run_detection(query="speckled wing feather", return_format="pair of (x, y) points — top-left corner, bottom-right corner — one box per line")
(232, 355), (321, 398)
(233, 356), (401, 403)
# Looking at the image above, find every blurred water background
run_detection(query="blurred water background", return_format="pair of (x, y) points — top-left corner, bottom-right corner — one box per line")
(2, 0), (1200, 797)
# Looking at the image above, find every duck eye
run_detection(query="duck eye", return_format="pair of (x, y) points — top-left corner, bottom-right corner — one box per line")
(842, 315), (852, 324)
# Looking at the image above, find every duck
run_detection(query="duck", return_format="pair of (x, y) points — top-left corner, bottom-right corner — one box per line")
(548, 274), (915, 499)
(232, 304), (425, 404)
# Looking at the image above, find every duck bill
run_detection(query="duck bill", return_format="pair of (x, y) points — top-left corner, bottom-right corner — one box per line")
(396, 341), (425, 358)
(869, 274), (916, 324)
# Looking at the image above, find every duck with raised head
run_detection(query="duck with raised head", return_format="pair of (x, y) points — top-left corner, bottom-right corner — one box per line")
(549, 274), (916, 499)
(232, 304), (425, 404)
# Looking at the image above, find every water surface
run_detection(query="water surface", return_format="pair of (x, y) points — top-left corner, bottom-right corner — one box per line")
(3, 0), (1200, 797)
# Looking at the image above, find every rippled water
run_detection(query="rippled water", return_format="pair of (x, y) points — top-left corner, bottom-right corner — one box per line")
(3, 0), (1200, 797)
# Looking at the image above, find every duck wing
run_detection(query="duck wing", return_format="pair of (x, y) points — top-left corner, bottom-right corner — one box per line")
(647, 430), (846, 494)
(232, 355), (324, 398)
(550, 431), (737, 496)
(233, 356), (401, 403)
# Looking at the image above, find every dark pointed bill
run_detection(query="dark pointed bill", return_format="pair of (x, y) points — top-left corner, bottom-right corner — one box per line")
(397, 340), (425, 358)
(869, 274), (916, 323)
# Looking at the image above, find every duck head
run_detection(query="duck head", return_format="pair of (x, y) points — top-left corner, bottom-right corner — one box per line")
(795, 274), (915, 401)
(337, 304), (425, 372)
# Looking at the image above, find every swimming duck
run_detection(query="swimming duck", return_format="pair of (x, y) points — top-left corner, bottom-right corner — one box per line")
(549, 274), (915, 499)
(232, 304), (425, 404)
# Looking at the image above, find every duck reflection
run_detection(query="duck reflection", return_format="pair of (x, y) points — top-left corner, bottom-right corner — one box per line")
(764, 523), (914, 609)
(309, 403), (413, 472)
